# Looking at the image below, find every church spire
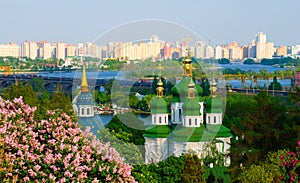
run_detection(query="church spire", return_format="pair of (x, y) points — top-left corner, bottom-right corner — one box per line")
(81, 64), (89, 93)
(182, 36), (193, 77)
(156, 78), (164, 98)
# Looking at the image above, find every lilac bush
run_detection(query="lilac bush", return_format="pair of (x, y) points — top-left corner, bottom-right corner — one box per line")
(280, 140), (300, 182)
(0, 96), (135, 182)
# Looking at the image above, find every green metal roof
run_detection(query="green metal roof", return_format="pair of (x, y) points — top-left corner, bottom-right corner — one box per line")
(205, 97), (223, 113)
(170, 124), (232, 142)
(171, 76), (203, 102)
(143, 125), (173, 138)
(182, 98), (201, 116)
(151, 97), (168, 114)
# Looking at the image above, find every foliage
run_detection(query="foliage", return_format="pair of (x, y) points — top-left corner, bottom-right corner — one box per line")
(268, 76), (282, 91)
(237, 149), (288, 183)
(202, 142), (224, 167)
(225, 92), (297, 173)
(200, 78), (210, 96)
(132, 153), (206, 183)
(105, 113), (145, 145)
(243, 58), (255, 64)
(0, 97), (135, 182)
(2, 82), (40, 107)
(97, 128), (144, 165)
(102, 59), (125, 70)
(280, 141), (300, 182)
(218, 58), (230, 64)
(181, 153), (206, 183)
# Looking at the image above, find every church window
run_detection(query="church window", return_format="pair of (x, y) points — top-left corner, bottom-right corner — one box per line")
(208, 116), (210, 123)
(165, 116), (167, 124)
(81, 108), (84, 115)
(189, 119), (191, 126)
(159, 117), (162, 123)
(154, 116), (156, 123)
(172, 108), (175, 121)
(87, 108), (90, 115)
(195, 118), (197, 126)
(179, 109), (182, 122)
(214, 116), (216, 123)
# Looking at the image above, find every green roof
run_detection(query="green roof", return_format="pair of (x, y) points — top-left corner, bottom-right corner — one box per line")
(171, 76), (203, 102)
(151, 97), (168, 114)
(182, 99), (201, 116)
(144, 125), (172, 138)
(170, 124), (232, 142)
(205, 97), (223, 113)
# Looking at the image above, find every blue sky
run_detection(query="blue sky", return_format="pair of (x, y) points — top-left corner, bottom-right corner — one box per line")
(1, 0), (299, 46)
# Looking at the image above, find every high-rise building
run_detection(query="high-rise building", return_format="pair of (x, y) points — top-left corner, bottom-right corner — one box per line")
(38, 40), (52, 59)
(276, 46), (288, 57)
(21, 41), (30, 58)
(65, 44), (76, 57)
(205, 45), (214, 59)
(248, 40), (256, 59)
(265, 42), (274, 59)
(194, 41), (205, 59)
(56, 42), (65, 60)
(253, 32), (274, 59)
(163, 43), (171, 59)
(214, 45), (222, 59)
(241, 46), (249, 59)
(0, 42), (20, 57)
(292, 45), (300, 56)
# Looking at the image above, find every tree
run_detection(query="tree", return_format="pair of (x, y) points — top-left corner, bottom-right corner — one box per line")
(0, 97), (135, 182)
(181, 153), (206, 183)
(230, 92), (297, 167)
(268, 76), (282, 91)
(48, 84), (74, 117)
(237, 149), (288, 183)
(2, 82), (39, 107)
(200, 78), (210, 97)
(29, 77), (45, 98)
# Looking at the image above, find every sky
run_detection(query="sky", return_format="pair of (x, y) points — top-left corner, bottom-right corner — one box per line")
(0, 0), (299, 46)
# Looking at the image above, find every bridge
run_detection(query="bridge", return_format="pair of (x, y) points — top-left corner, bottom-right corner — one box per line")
(0, 73), (291, 96)
(0, 74), (152, 93)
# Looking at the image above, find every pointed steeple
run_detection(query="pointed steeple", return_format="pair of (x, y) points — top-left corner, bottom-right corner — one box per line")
(182, 48), (193, 77)
(81, 64), (89, 93)
(156, 78), (164, 98)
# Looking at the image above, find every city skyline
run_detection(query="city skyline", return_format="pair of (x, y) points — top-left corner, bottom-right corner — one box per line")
(0, 0), (299, 46)
(1, 32), (300, 62)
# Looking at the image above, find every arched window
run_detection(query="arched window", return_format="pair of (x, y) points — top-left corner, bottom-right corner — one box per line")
(154, 116), (156, 124)
(195, 118), (197, 126)
(165, 116), (167, 124)
(208, 116), (210, 123)
(172, 108), (175, 121)
(87, 108), (90, 115)
(159, 117), (162, 123)
(214, 116), (216, 123)
(179, 109), (182, 122)
(81, 108), (84, 115)
(189, 119), (191, 126)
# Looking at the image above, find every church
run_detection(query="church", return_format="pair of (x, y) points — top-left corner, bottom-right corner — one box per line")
(73, 65), (104, 136)
(143, 53), (232, 166)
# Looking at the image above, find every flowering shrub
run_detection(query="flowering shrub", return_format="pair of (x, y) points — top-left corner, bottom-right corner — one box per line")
(280, 141), (300, 182)
(0, 96), (135, 182)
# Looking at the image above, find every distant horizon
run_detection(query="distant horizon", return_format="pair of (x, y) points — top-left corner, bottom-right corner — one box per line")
(1, 0), (299, 46)
(1, 30), (299, 47)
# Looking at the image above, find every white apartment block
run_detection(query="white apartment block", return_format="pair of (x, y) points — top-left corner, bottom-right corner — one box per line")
(0, 42), (20, 57)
